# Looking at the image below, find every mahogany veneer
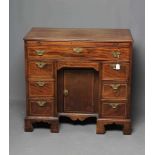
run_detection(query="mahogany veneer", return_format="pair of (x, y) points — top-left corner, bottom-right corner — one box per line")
(24, 28), (133, 134)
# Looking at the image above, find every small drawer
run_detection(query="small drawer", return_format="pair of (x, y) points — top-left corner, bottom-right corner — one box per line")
(28, 61), (54, 78)
(57, 61), (99, 71)
(28, 80), (55, 97)
(101, 83), (127, 99)
(89, 47), (130, 61)
(102, 63), (129, 80)
(28, 98), (54, 116)
(27, 46), (130, 61)
(101, 102), (126, 118)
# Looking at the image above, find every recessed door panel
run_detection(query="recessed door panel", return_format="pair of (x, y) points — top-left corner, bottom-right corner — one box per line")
(63, 69), (95, 113)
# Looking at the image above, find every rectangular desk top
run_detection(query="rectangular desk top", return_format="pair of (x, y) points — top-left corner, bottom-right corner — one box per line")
(24, 28), (133, 42)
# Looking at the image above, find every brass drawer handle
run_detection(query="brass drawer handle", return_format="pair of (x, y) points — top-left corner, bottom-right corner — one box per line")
(64, 89), (69, 96)
(35, 50), (45, 56)
(110, 64), (121, 70)
(111, 84), (120, 90)
(109, 103), (119, 109)
(36, 81), (45, 87)
(73, 47), (83, 54)
(112, 51), (121, 58)
(110, 84), (121, 95)
(36, 62), (47, 68)
(36, 101), (47, 107)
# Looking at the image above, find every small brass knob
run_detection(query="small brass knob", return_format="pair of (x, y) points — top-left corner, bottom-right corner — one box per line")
(73, 48), (83, 54)
(35, 50), (45, 56)
(64, 89), (69, 96)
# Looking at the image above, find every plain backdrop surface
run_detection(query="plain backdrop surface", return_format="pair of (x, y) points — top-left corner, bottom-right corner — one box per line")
(9, 0), (145, 155)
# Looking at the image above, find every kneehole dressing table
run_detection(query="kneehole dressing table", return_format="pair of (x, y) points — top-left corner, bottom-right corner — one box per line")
(24, 28), (133, 134)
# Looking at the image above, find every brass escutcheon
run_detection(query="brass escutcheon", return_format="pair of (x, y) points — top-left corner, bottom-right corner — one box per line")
(36, 101), (47, 107)
(112, 51), (121, 58)
(73, 47), (83, 54)
(111, 84), (120, 90)
(36, 62), (47, 68)
(109, 103), (119, 109)
(36, 81), (45, 87)
(35, 50), (45, 56)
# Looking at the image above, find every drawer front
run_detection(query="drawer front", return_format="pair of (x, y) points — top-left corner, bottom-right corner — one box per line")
(102, 83), (127, 99)
(88, 47), (130, 61)
(27, 46), (130, 61)
(57, 61), (99, 71)
(102, 63), (129, 80)
(29, 98), (54, 116)
(101, 102), (126, 118)
(28, 80), (55, 97)
(28, 61), (54, 78)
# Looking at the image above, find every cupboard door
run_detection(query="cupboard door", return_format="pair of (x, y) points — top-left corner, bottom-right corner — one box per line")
(63, 69), (95, 113)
